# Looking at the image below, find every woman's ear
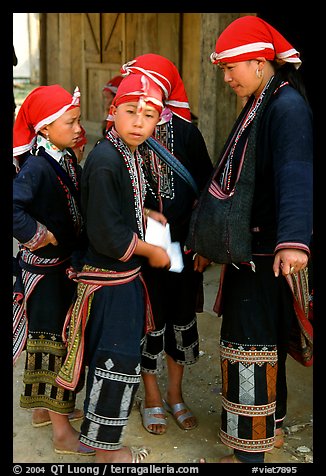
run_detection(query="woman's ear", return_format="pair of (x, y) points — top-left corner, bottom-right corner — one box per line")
(39, 125), (49, 137)
(256, 57), (267, 67)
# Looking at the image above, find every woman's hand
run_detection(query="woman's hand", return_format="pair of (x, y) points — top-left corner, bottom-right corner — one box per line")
(193, 254), (211, 273)
(273, 249), (309, 277)
(28, 231), (58, 252)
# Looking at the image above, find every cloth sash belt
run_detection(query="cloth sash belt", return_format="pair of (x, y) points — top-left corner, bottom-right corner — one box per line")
(56, 264), (155, 391)
(285, 266), (313, 366)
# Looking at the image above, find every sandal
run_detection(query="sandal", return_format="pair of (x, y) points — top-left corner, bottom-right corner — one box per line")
(32, 408), (84, 428)
(163, 399), (197, 430)
(130, 446), (151, 463)
(54, 443), (95, 456)
(140, 402), (167, 435)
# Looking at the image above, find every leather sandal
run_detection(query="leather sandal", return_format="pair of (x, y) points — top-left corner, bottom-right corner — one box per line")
(163, 399), (197, 430)
(140, 402), (167, 435)
(130, 446), (151, 463)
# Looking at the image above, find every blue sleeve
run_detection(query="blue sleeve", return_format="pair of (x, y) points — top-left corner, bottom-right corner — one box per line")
(13, 158), (39, 243)
(270, 90), (313, 249)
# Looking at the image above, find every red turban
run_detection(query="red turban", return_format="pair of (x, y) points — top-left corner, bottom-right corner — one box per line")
(211, 16), (301, 69)
(106, 73), (164, 130)
(13, 85), (81, 159)
(103, 75), (123, 94)
(120, 53), (191, 122)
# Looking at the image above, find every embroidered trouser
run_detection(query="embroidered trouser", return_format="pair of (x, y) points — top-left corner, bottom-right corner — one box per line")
(20, 269), (77, 413)
(80, 278), (145, 450)
(140, 257), (201, 374)
(219, 256), (295, 453)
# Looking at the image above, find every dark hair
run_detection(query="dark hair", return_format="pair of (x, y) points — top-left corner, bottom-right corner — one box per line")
(273, 62), (309, 103)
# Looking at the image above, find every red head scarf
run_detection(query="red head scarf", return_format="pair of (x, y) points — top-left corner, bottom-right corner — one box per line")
(120, 53), (191, 122)
(103, 75), (123, 94)
(13, 85), (81, 159)
(211, 15), (301, 69)
(106, 73), (164, 130)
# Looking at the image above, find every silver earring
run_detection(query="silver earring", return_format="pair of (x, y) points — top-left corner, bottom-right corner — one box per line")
(256, 68), (263, 79)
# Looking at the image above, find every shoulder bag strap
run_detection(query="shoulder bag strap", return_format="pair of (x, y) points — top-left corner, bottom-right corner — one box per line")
(145, 136), (199, 197)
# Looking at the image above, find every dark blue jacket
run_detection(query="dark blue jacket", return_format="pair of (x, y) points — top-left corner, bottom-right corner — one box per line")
(13, 149), (83, 260)
(251, 84), (313, 254)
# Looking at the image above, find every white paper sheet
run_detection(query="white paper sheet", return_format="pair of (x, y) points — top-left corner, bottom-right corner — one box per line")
(145, 217), (184, 273)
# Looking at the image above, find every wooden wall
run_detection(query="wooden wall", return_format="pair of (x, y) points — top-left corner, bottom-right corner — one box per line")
(198, 13), (253, 161)
(40, 12), (249, 161)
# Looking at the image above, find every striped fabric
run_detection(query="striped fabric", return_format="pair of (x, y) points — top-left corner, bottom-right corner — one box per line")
(56, 265), (154, 391)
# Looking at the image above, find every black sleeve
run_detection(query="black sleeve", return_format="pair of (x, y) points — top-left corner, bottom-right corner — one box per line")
(81, 143), (137, 259)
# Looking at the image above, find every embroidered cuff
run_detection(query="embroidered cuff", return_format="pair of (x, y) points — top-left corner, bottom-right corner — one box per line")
(23, 222), (47, 249)
(120, 233), (138, 262)
(274, 242), (310, 256)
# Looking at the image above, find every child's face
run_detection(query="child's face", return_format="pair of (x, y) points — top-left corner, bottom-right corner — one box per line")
(111, 102), (160, 152)
(42, 107), (82, 151)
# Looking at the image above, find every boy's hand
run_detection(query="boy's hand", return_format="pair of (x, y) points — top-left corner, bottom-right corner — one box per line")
(144, 208), (167, 226)
(148, 246), (171, 269)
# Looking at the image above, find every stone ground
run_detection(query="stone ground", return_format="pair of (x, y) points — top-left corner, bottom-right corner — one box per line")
(12, 82), (314, 470)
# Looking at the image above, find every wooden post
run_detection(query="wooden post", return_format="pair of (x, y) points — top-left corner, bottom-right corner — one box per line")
(198, 13), (239, 164)
(198, 13), (258, 165)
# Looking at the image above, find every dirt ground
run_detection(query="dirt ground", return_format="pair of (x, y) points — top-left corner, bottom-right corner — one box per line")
(13, 263), (313, 466)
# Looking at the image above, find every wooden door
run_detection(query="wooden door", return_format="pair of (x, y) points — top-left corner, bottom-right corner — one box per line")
(83, 13), (182, 136)
(83, 13), (125, 135)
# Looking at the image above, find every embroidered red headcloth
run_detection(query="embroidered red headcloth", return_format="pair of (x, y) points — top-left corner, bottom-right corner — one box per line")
(13, 85), (81, 160)
(210, 15), (301, 69)
(106, 73), (164, 130)
(121, 53), (191, 122)
(103, 75), (123, 94)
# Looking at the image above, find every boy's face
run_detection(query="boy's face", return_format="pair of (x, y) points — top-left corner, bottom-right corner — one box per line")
(111, 102), (160, 152)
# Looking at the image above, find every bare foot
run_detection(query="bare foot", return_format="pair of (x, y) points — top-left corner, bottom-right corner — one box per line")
(32, 409), (50, 426)
(32, 408), (83, 427)
(53, 427), (82, 453)
(219, 454), (243, 463)
(274, 428), (285, 448)
(50, 412), (88, 454)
